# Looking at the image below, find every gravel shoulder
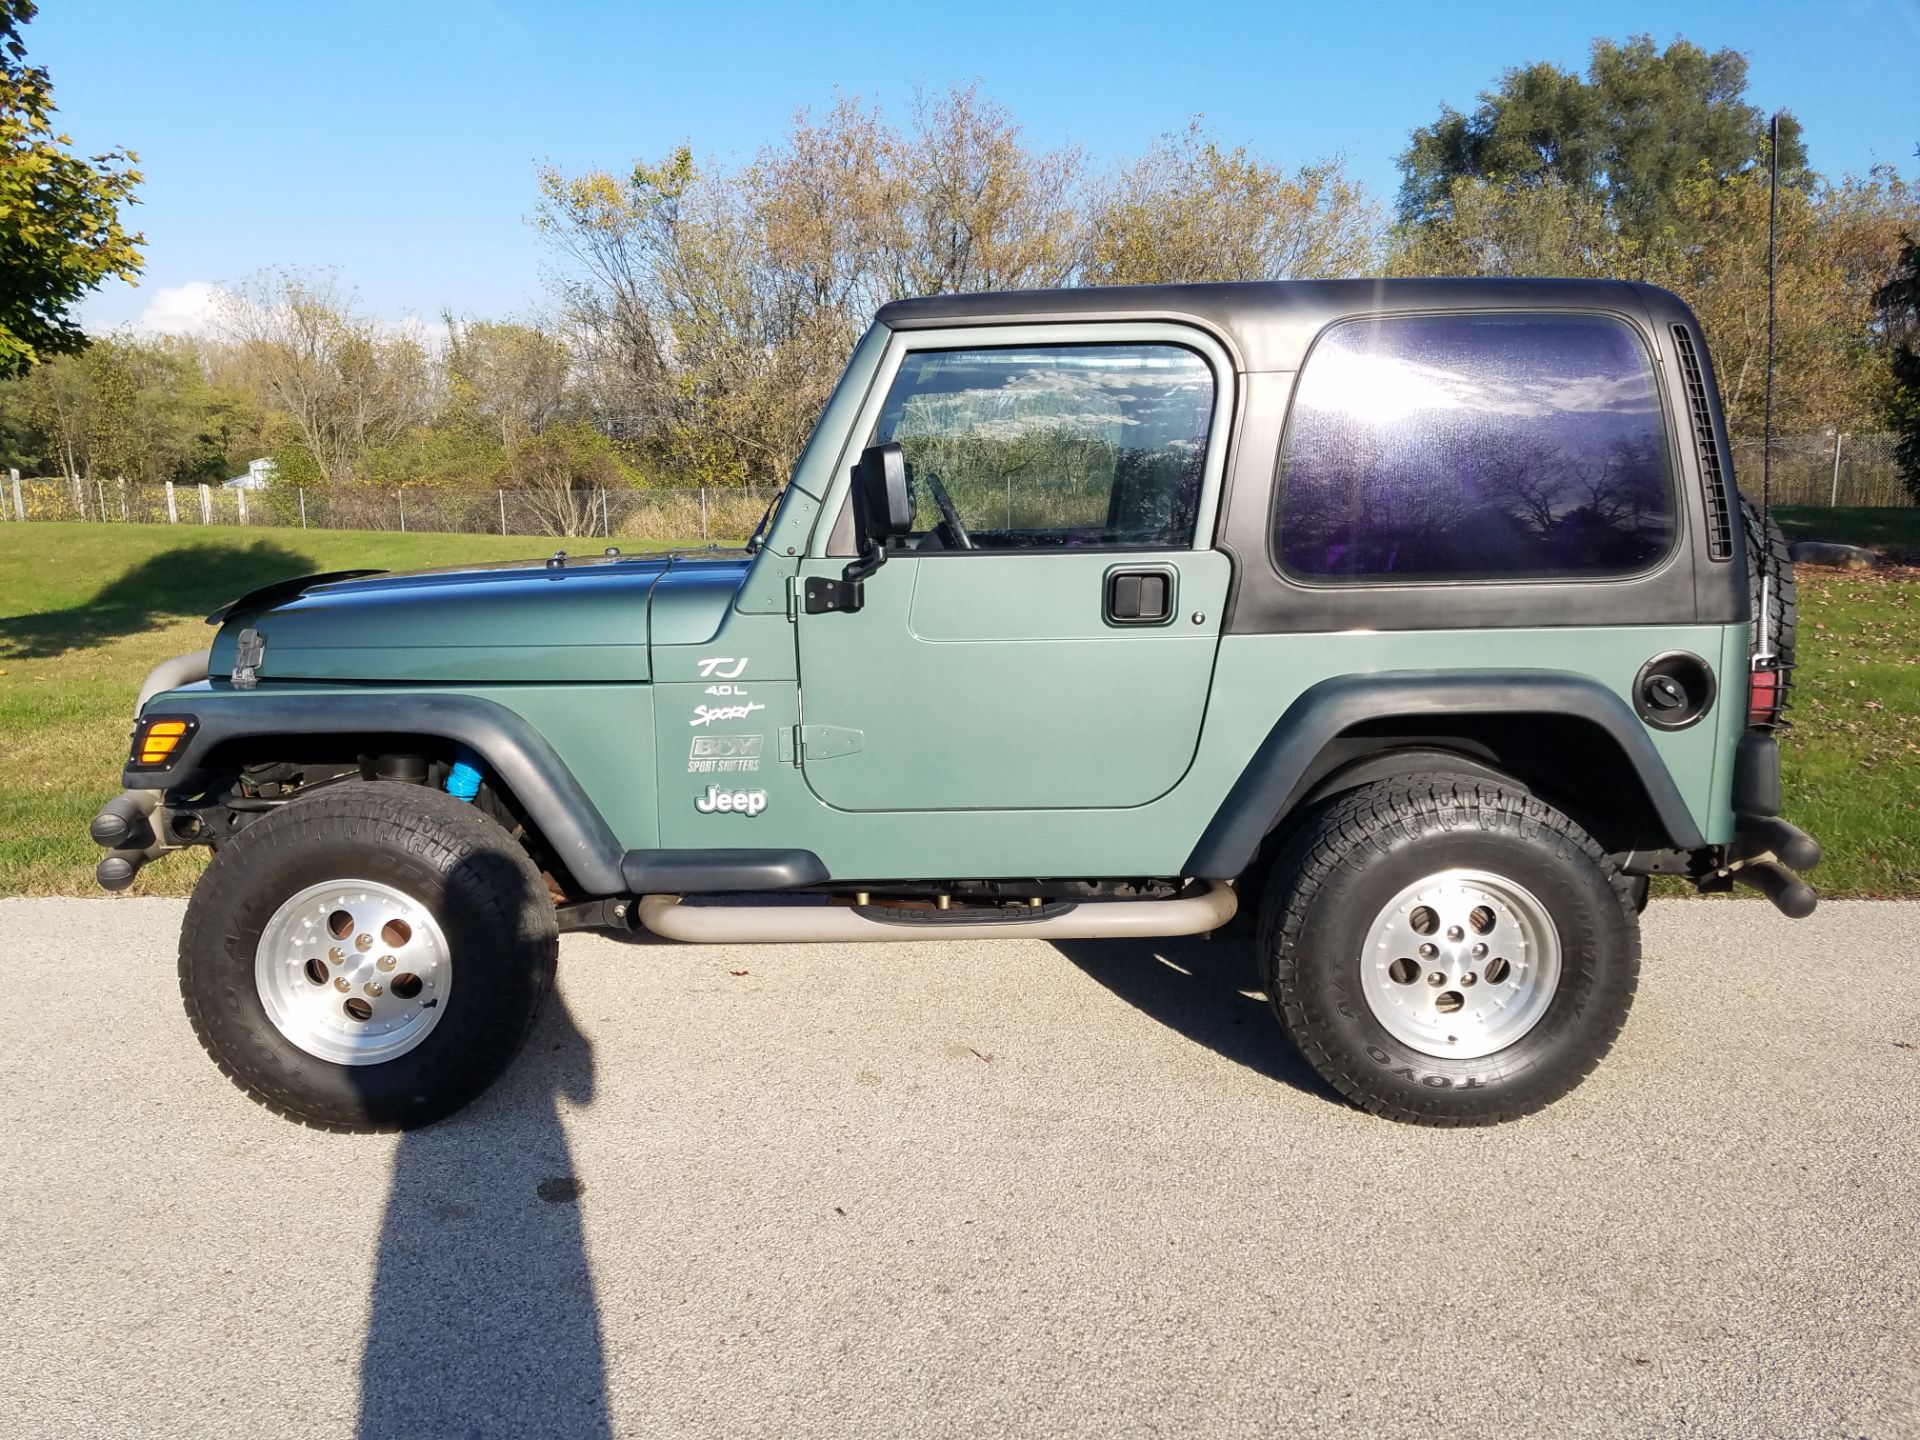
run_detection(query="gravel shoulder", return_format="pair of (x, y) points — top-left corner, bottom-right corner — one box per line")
(1, 898), (1915, 1439)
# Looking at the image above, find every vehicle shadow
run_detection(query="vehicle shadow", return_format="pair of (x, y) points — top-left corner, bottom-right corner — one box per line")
(0, 540), (315, 659)
(1050, 934), (1345, 1105)
(355, 984), (610, 1438)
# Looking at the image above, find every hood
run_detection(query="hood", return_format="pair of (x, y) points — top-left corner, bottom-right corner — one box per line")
(206, 551), (752, 685)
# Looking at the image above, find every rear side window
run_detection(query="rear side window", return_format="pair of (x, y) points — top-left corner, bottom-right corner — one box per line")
(1274, 314), (1675, 582)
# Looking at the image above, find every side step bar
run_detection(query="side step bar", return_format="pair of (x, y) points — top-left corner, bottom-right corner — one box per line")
(638, 883), (1238, 945)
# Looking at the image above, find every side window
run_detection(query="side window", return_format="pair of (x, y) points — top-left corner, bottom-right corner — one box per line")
(1274, 314), (1675, 582)
(872, 343), (1215, 551)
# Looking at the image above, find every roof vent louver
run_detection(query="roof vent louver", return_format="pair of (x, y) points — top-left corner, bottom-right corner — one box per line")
(1672, 325), (1734, 561)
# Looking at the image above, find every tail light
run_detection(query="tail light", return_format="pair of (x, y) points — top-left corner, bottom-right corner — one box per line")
(1748, 662), (1783, 729)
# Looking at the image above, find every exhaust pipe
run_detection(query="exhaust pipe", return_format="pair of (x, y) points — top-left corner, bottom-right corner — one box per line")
(91, 791), (173, 891)
(90, 789), (160, 849)
(638, 883), (1238, 945)
(1732, 859), (1818, 919)
(96, 847), (158, 893)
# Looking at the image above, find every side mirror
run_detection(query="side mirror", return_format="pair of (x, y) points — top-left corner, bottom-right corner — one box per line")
(853, 441), (913, 546)
(805, 442), (911, 616)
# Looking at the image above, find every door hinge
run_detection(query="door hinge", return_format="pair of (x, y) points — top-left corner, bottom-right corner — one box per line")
(803, 575), (864, 614)
(780, 724), (864, 765)
(785, 574), (798, 622)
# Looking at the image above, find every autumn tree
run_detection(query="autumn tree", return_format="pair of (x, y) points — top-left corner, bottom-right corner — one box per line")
(538, 86), (1095, 489)
(0, 0), (144, 375)
(219, 272), (430, 486)
(1391, 37), (1916, 437)
(1088, 121), (1378, 284)
(1387, 176), (1634, 279)
(1879, 236), (1920, 499)
(443, 318), (572, 447)
(883, 84), (1085, 295)
(1398, 35), (1805, 248)
(1647, 165), (1915, 432)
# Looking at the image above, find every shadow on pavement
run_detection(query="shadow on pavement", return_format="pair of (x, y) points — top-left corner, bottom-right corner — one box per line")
(355, 987), (610, 1440)
(0, 540), (315, 659)
(1051, 934), (1345, 1105)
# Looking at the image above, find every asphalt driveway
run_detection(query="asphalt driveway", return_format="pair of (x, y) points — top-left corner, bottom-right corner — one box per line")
(1, 898), (1915, 1439)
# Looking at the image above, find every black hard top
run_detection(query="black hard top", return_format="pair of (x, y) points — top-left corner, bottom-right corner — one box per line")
(875, 278), (1697, 372)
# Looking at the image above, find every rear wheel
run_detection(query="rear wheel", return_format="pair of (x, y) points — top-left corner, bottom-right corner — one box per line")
(1260, 774), (1639, 1125)
(179, 783), (558, 1132)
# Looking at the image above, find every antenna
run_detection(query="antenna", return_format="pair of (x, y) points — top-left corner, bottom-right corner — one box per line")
(1757, 111), (1781, 662)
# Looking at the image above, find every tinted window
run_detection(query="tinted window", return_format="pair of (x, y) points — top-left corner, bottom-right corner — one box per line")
(1275, 314), (1674, 581)
(873, 343), (1214, 550)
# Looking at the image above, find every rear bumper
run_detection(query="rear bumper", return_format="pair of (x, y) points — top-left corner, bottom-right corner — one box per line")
(1706, 733), (1820, 918)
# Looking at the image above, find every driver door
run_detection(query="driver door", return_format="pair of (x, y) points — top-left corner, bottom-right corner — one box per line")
(794, 327), (1232, 814)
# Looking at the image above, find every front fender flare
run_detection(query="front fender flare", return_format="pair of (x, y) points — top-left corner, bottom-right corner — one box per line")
(1183, 671), (1707, 880)
(127, 690), (628, 895)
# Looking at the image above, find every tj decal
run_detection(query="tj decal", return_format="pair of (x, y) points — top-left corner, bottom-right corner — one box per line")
(688, 734), (764, 774)
(695, 785), (767, 816)
(696, 657), (747, 680)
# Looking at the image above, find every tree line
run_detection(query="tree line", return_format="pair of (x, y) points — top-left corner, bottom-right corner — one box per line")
(4, 34), (1918, 496)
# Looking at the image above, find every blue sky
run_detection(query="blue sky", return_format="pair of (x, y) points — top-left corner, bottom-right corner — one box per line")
(35, 0), (1920, 335)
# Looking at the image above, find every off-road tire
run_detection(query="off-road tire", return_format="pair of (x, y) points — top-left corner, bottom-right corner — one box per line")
(1259, 774), (1639, 1126)
(1741, 491), (1796, 718)
(179, 782), (559, 1132)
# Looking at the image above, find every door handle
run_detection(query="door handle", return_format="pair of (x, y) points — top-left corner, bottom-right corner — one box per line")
(1105, 565), (1176, 626)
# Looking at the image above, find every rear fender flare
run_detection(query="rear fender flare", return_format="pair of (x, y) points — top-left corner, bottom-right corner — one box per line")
(1183, 671), (1706, 879)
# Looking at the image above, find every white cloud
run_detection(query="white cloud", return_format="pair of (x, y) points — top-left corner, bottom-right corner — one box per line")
(127, 280), (448, 352)
(131, 281), (231, 337)
(385, 313), (450, 352)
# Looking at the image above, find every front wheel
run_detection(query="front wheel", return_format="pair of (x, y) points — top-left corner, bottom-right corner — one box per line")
(178, 783), (559, 1132)
(1260, 774), (1639, 1126)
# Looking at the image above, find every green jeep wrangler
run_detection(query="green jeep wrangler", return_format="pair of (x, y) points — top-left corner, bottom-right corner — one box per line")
(94, 279), (1818, 1131)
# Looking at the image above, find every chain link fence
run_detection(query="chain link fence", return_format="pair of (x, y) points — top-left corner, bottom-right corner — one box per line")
(1727, 432), (1909, 508)
(0, 474), (775, 543)
(2, 433), (1910, 537)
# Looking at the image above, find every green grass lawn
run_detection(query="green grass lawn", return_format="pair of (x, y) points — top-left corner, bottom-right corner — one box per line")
(1775, 506), (1920, 553)
(0, 523), (690, 897)
(1777, 565), (1920, 896)
(2, 521), (1915, 898)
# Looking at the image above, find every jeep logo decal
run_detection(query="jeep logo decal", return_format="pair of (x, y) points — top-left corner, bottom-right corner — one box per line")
(695, 785), (767, 816)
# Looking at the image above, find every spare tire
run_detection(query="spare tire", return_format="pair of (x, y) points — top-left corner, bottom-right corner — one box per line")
(1740, 492), (1796, 722)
